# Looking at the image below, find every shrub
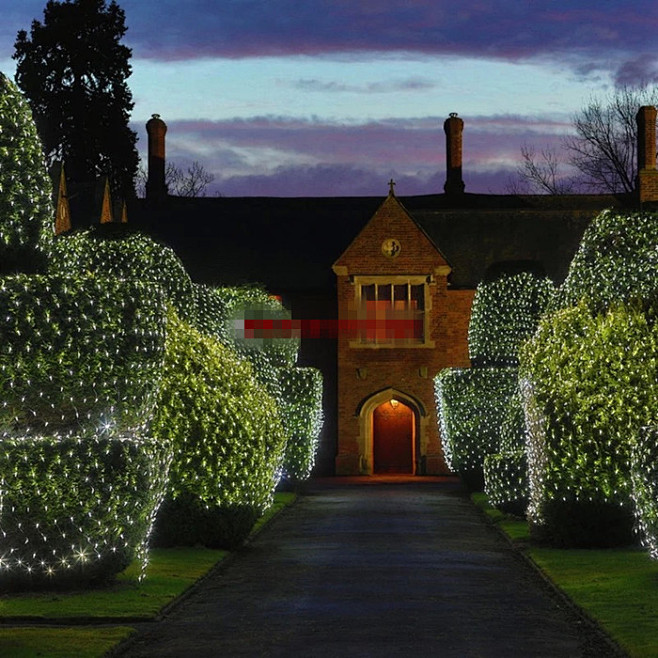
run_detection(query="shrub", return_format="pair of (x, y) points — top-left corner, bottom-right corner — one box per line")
(151, 312), (287, 548)
(195, 284), (300, 369)
(468, 270), (554, 366)
(556, 209), (658, 313)
(484, 393), (529, 515)
(631, 426), (658, 559)
(0, 435), (171, 589)
(434, 366), (519, 490)
(483, 451), (528, 516)
(49, 226), (196, 324)
(0, 73), (53, 273)
(0, 275), (167, 437)
(520, 302), (658, 546)
(279, 366), (324, 482)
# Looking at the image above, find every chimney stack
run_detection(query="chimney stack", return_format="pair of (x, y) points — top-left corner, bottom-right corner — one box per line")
(637, 105), (658, 204)
(146, 114), (168, 202)
(444, 112), (465, 195)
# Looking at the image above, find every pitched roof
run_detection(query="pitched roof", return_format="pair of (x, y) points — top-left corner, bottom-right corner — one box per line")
(127, 190), (627, 293)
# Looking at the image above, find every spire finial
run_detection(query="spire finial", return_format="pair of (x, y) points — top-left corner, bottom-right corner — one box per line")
(388, 178), (396, 196)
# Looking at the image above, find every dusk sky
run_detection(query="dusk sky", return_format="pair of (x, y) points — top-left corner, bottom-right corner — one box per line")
(2, 1), (657, 197)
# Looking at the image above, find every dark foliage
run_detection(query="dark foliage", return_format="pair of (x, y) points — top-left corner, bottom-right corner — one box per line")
(14, 0), (139, 199)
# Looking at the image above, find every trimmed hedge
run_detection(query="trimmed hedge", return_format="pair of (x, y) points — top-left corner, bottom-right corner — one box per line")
(434, 366), (519, 490)
(49, 227), (196, 325)
(484, 393), (529, 514)
(483, 450), (528, 516)
(151, 312), (287, 548)
(194, 283), (299, 369)
(468, 271), (554, 366)
(0, 73), (53, 274)
(0, 435), (171, 589)
(520, 302), (658, 546)
(279, 366), (324, 482)
(556, 209), (658, 313)
(631, 426), (658, 560)
(0, 275), (167, 437)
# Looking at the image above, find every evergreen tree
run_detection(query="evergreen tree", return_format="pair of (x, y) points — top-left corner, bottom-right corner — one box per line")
(14, 0), (138, 199)
(0, 73), (53, 273)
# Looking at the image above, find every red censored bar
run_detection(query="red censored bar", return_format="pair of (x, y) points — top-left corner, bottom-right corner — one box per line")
(238, 317), (423, 340)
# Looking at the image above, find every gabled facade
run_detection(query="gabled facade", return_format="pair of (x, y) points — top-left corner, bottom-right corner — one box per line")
(332, 187), (472, 475)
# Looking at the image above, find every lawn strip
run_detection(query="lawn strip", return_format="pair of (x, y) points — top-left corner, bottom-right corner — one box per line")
(0, 625), (135, 658)
(471, 492), (658, 658)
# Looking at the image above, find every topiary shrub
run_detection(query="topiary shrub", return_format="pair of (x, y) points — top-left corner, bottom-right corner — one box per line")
(278, 366), (324, 483)
(631, 426), (658, 560)
(520, 302), (658, 547)
(556, 209), (658, 313)
(49, 226), (196, 325)
(151, 312), (287, 549)
(0, 435), (171, 590)
(434, 366), (519, 490)
(483, 393), (528, 515)
(483, 451), (527, 516)
(468, 270), (554, 366)
(0, 73), (53, 274)
(0, 275), (167, 437)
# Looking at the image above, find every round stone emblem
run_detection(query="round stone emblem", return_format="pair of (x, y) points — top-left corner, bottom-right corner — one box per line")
(381, 238), (401, 258)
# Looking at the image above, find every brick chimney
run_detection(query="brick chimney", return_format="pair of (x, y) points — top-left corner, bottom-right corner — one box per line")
(146, 113), (168, 202)
(637, 105), (658, 204)
(443, 112), (465, 195)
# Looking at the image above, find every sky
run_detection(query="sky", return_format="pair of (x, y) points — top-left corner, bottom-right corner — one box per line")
(1, 0), (657, 197)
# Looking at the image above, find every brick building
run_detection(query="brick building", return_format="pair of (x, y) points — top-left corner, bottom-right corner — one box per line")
(59, 107), (658, 476)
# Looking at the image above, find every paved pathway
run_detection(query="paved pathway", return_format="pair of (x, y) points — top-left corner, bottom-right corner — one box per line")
(120, 477), (623, 657)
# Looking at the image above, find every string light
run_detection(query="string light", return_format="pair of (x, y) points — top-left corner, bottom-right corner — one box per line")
(435, 271), (553, 490)
(520, 209), (658, 546)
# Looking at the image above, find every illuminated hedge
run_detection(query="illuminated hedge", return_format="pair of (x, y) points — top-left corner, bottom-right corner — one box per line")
(556, 209), (658, 313)
(631, 427), (658, 559)
(0, 435), (171, 589)
(520, 302), (658, 546)
(483, 393), (528, 514)
(483, 451), (527, 515)
(0, 275), (167, 437)
(195, 284), (300, 369)
(151, 312), (287, 548)
(468, 271), (554, 366)
(50, 227), (196, 324)
(279, 366), (324, 482)
(434, 366), (519, 490)
(0, 73), (53, 273)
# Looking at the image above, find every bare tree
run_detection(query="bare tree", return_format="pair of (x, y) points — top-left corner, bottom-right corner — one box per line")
(513, 85), (658, 195)
(512, 145), (580, 195)
(136, 160), (216, 198)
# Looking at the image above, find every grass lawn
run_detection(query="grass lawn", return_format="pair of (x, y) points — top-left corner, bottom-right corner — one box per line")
(0, 627), (136, 658)
(0, 491), (297, 657)
(472, 492), (658, 658)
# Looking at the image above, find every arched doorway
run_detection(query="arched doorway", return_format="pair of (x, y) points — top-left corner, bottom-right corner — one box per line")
(373, 399), (414, 474)
(356, 388), (423, 474)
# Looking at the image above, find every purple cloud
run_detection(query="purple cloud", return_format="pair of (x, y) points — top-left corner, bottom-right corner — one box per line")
(116, 0), (658, 86)
(133, 112), (574, 196)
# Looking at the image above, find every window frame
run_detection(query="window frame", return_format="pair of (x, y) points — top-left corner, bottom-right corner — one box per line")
(350, 275), (435, 349)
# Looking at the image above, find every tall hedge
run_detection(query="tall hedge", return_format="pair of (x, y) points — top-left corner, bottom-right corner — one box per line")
(50, 227), (196, 325)
(0, 275), (167, 437)
(520, 302), (658, 546)
(0, 274), (170, 587)
(0, 73), (53, 273)
(468, 271), (554, 366)
(0, 435), (171, 589)
(556, 209), (658, 313)
(151, 312), (287, 548)
(434, 366), (519, 490)
(279, 366), (324, 482)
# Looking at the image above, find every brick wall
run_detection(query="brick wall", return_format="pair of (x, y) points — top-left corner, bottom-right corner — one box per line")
(333, 194), (472, 475)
